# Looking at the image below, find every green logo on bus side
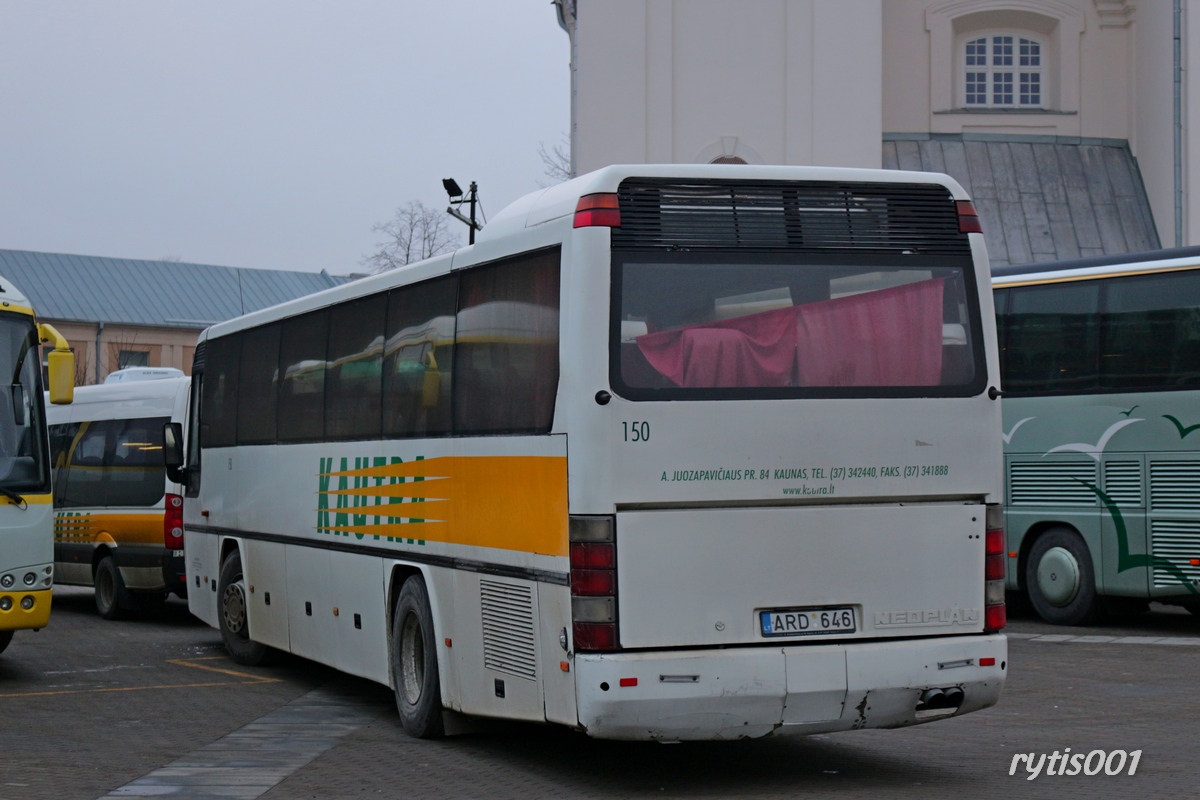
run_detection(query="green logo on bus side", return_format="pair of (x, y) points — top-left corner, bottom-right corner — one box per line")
(1081, 480), (1199, 595)
(316, 456), (427, 546)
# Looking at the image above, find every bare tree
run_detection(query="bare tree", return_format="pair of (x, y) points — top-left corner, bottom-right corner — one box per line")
(538, 135), (572, 187)
(362, 201), (460, 273)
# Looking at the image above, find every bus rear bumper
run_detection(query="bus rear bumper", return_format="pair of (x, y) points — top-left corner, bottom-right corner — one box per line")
(574, 634), (1006, 741)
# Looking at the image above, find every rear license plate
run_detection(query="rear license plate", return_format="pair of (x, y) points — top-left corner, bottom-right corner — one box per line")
(759, 606), (856, 637)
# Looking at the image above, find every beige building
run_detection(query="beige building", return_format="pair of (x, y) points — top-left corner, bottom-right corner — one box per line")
(556, 0), (1195, 259)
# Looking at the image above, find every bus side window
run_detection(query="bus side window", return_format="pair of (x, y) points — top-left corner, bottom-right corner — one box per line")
(108, 417), (169, 507)
(201, 336), (241, 449)
(48, 422), (78, 505)
(325, 295), (386, 441)
(453, 248), (560, 436)
(59, 421), (110, 508)
(278, 310), (329, 443)
(237, 324), (281, 445)
(383, 276), (457, 439)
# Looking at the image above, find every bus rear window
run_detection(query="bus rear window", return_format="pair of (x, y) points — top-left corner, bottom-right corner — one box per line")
(612, 257), (984, 399)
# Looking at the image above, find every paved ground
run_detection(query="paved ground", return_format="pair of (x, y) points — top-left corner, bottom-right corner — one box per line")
(1, 587), (1197, 799)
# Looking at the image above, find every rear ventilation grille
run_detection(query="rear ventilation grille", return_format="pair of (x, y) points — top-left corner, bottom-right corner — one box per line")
(1009, 462), (1097, 505)
(1103, 461), (1143, 507)
(192, 340), (207, 373)
(1149, 520), (1200, 589)
(612, 179), (970, 255)
(1150, 462), (1200, 511)
(480, 580), (537, 681)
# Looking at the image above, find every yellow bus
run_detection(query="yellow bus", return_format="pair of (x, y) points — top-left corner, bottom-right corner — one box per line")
(0, 274), (73, 656)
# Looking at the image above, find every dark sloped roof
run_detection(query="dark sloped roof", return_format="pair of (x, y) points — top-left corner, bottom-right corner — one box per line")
(883, 134), (1160, 267)
(0, 250), (350, 328)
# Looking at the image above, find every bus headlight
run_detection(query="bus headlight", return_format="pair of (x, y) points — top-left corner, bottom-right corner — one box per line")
(20, 596), (34, 610)
(0, 596), (11, 611)
(23, 572), (36, 586)
(0, 574), (12, 588)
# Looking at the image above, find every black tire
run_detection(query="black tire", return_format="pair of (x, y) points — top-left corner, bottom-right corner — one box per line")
(391, 576), (444, 739)
(94, 556), (127, 620)
(0, 630), (13, 655)
(1025, 527), (1098, 626)
(218, 550), (270, 666)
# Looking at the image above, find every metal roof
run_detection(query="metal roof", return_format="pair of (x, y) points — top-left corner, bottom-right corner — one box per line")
(0, 249), (350, 328)
(883, 134), (1161, 268)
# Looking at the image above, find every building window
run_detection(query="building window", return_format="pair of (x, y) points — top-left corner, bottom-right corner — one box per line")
(118, 350), (150, 369)
(964, 34), (1042, 108)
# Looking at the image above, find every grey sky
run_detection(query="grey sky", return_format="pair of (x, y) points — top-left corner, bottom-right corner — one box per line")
(0, 1), (569, 274)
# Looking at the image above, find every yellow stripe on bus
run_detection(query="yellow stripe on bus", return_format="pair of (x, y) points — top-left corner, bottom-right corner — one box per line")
(2, 493), (51, 506)
(53, 511), (165, 545)
(318, 456), (567, 557)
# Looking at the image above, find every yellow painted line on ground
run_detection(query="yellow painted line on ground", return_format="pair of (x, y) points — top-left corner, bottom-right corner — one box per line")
(164, 658), (278, 681)
(0, 657), (279, 699)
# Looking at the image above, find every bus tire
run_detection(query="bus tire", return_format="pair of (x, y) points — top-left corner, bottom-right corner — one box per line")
(0, 630), (12, 655)
(1026, 527), (1098, 626)
(391, 576), (444, 739)
(218, 550), (270, 666)
(94, 555), (127, 620)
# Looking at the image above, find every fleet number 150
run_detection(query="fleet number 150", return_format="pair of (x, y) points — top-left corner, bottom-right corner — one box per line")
(622, 421), (650, 442)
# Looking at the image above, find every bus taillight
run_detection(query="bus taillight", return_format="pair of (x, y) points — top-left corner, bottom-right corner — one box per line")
(569, 515), (619, 651)
(164, 493), (184, 548)
(956, 200), (983, 234)
(984, 504), (1006, 633)
(573, 193), (621, 228)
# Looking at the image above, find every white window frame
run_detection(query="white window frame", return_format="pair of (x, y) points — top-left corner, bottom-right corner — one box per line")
(963, 32), (1045, 109)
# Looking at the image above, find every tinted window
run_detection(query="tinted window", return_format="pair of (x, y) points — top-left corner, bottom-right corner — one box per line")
(49, 422), (80, 505)
(1003, 282), (1099, 394)
(326, 295), (386, 440)
(237, 324), (281, 444)
(107, 417), (168, 507)
(614, 256), (982, 398)
(59, 421), (109, 507)
(455, 248), (560, 435)
(201, 335), (240, 448)
(278, 309), (329, 442)
(56, 417), (167, 508)
(1102, 270), (1200, 389)
(383, 276), (457, 438)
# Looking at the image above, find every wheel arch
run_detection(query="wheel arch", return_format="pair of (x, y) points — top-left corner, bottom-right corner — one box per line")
(385, 562), (451, 699)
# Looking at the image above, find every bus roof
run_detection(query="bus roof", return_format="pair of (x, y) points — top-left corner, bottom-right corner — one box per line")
(202, 164), (970, 342)
(992, 245), (1200, 287)
(0, 274), (33, 311)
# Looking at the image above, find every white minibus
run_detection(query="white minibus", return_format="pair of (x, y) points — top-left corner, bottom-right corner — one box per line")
(48, 373), (189, 618)
(167, 165), (1007, 740)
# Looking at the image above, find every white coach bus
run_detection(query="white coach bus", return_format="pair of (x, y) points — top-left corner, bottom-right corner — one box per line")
(165, 165), (1008, 741)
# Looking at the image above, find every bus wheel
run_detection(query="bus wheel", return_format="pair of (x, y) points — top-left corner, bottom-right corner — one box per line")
(1026, 527), (1098, 626)
(218, 550), (269, 666)
(390, 576), (444, 739)
(94, 556), (127, 620)
(0, 630), (12, 655)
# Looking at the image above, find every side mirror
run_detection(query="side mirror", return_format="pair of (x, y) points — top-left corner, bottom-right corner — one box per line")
(39, 324), (75, 405)
(162, 421), (186, 485)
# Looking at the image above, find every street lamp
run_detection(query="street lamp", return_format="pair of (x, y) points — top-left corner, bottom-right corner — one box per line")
(443, 178), (482, 245)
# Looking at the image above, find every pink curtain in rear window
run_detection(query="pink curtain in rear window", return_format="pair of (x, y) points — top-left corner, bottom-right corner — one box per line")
(635, 278), (945, 388)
